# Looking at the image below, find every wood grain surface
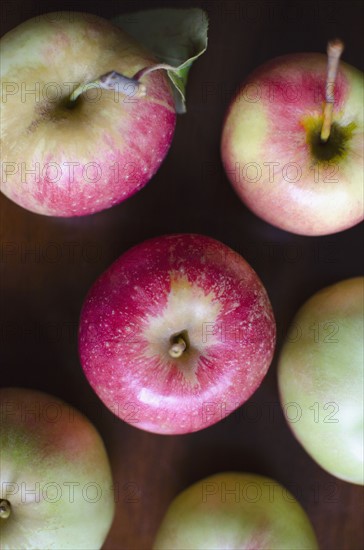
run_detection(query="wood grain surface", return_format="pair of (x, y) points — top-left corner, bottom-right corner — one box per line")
(1, 1), (363, 549)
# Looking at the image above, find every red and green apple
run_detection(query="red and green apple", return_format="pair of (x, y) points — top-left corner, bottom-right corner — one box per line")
(78, 234), (276, 435)
(221, 41), (364, 235)
(0, 387), (114, 549)
(0, 12), (176, 216)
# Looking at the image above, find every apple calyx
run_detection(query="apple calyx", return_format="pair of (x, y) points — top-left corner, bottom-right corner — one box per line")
(304, 117), (356, 163)
(69, 70), (147, 103)
(320, 39), (344, 142)
(169, 330), (189, 358)
(0, 499), (11, 520)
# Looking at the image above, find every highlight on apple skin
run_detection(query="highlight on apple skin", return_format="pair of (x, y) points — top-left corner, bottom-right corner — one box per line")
(221, 50), (364, 236)
(153, 472), (319, 549)
(0, 12), (176, 216)
(0, 387), (115, 549)
(78, 233), (276, 435)
(278, 277), (364, 485)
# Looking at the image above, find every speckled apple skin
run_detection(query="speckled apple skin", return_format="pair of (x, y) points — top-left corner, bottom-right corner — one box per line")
(221, 53), (364, 235)
(79, 234), (276, 435)
(0, 387), (114, 550)
(0, 12), (176, 217)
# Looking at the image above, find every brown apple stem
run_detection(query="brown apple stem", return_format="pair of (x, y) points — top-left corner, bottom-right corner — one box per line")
(0, 499), (11, 519)
(169, 337), (187, 358)
(320, 39), (344, 142)
(69, 71), (147, 103)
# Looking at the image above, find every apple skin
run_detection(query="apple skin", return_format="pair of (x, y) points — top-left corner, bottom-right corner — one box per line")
(278, 277), (364, 485)
(0, 12), (176, 217)
(153, 472), (318, 549)
(221, 53), (364, 236)
(0, 387), (115, 549)
(79, 234), (276, 435)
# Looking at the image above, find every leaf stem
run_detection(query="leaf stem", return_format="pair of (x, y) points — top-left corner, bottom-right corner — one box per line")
(69, 71), (147, 103)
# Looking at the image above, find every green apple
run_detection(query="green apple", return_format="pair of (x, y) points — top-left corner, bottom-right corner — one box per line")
(153, 472), (318, 549)
(278, 277), (363, 484)
(0, 387), (114, 549)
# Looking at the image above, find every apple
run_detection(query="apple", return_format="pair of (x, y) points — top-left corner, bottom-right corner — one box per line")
(78, 233), (276, 435)
(0, 11), (176, 216)
(278, 277), (364, 485)
(0, 387), (114, 549)
(153, 472), (319, 549)
(221, 40), (364, 235)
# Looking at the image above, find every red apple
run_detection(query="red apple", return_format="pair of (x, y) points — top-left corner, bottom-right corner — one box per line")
(0, 387), (114, 549)
(0, 12), (176, 216)
(278, 277), (363, 485)
(78, 234), (276, 435)
(153, 472), (319, 549)
(221, 43), (363, 235)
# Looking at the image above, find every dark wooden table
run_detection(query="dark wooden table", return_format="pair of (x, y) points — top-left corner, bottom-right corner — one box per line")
(1, 1), (363, 549)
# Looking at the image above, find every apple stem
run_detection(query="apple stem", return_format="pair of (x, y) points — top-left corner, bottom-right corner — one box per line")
(320, 39), (344, 142)
(69, 71), (147, 103)
(169, 337), (187, 358)
(0, 499), (11, 520)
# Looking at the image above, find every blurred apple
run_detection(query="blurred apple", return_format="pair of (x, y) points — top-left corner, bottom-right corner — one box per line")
(0, 12), (175, 216)
(153, 472), (318, 549)
(278, 277), (364, 484)
(0, 387), (114, 549)
(79, 233), (276, 434)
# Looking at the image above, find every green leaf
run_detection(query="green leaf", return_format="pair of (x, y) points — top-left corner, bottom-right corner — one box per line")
(112, 8), (208, 113)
